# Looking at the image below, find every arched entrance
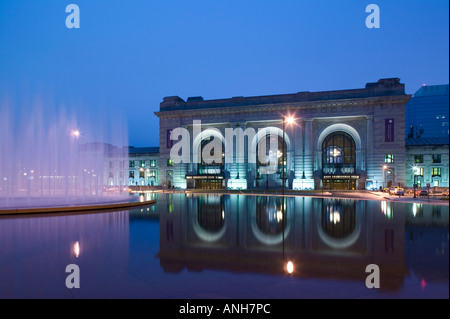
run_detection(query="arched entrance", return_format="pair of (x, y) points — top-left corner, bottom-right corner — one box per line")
(322, 131), (358, 190)
(194, 134), (225, 190)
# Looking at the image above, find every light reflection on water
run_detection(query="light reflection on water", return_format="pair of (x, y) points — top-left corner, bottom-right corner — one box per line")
(0, 193), (448, 299)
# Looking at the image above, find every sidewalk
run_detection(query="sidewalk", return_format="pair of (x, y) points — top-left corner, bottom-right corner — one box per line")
(368, 191), (449, 206)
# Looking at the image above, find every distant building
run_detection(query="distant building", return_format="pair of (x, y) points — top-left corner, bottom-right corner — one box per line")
(127, 147), (160, 186)
(405, 138), (449, 189)
(404, 85), (449, 189)
(406, 84), (449, 139)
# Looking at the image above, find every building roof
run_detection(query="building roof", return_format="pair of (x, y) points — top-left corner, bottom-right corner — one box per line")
(158, 78), (408, 113)
(406, 137), (449, 146)
(128, 146), (160, 155)
(413, 84), (449, 97)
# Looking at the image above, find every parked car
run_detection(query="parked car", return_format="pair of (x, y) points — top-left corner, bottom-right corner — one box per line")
(389, 186), (404, 196)
(419, 188), (429, 196)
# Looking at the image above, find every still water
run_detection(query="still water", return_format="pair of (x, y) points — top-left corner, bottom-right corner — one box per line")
(0, 193), (448, 299)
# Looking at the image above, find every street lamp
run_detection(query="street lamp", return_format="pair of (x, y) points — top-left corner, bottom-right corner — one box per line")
(413, 166), (419, 199)
(281, 115), (295, 260)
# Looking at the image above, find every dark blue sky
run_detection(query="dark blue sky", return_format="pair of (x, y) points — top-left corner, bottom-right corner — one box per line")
(0, 0), (448, 147)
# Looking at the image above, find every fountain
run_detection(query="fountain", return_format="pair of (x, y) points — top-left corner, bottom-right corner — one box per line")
(0, 98), (151, 214)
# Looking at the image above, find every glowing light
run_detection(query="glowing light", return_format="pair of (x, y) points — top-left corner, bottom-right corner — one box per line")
(421, 278), (427, 290)
(71, 130), (80, 138)
(285, 116), (295, 125)
(74, 241), (80, 258)
(286, 261), (294, 274)
(332, 148), (341, 157)
(330, 211), (340, 224)
(276, 210), (283, 223)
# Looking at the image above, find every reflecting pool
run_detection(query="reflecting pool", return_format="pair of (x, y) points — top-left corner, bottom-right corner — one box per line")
(0, 193), (448, 299)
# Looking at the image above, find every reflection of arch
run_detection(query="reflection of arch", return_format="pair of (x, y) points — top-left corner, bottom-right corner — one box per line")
(250, 196), (292, 245)
(316, 199), (361, 249)
(256, 196), (285, 235)
(192, 195), (226, 242)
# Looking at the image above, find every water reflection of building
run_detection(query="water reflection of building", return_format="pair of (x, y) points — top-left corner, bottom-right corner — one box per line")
(157, 194), (450, 290)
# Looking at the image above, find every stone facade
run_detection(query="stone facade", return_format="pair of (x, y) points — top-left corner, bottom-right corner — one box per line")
(155, 78), (411, 190)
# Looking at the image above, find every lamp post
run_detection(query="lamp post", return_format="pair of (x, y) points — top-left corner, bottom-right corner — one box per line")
(383, 165), (388, 190)
(281, 115), (295, 261)
(413, 167), (418, 199)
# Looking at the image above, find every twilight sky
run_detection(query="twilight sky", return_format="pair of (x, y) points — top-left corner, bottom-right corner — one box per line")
(0, 0), (448, 147)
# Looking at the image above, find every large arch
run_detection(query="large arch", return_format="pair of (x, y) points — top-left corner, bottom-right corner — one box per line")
(316, 123), (362, 151)
(316, 123), (363, 190)
(249, 126), (293, 166)
(192, 128), (227, 164)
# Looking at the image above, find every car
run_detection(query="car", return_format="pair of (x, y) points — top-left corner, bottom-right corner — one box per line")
(419, 189), (429, 196)
(389, 186), (404, 196)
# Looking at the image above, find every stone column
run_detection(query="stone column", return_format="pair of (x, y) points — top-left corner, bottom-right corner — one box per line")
(304, 119), (314, 179)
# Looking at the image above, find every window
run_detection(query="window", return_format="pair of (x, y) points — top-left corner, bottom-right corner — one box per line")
(140, 160), (145, 168)
(414, 167), (424, 176)
(432, 167), (441, 177)
(129, 160), (135, 168)
(432, 154), (441, 163)
(149, 170), (156, 177)
(167, 129), (174, 149)
(414, 155), (423, 163)
(139, 170), (145, 178)
(385, 119), (395, 142)
(129, 171), (134, 178)
(384, 154), (394, 163)
(167, 159), (174, 166)
(150, 160), (156, 167)
(433, 180), (440, 187)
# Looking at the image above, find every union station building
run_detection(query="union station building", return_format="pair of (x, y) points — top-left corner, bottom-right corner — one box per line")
(155, 78), (411, 190)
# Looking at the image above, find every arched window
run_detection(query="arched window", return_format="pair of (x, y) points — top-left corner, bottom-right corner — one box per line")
(322, 132), (356, 175)
(322, 132), (355, 165)
(256, 135), (286, 178)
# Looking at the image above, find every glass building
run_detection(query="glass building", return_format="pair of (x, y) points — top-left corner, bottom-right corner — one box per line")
(406, 84), (449, 139)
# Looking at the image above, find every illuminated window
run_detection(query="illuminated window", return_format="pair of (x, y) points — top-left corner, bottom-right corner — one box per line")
(414, 167), (424, 176)
(432, 167), (441, 177)
(167, 159), (174, 166)
(149, 170), (156, 177)
(150, 160), (156, 167)
(414, 155), (423, 163)
(139, 170), (145, 178)
(129, 171), (134, 178)
(129, 160), (135, 168)
(140, 160), (145, 168)
(384, 154), (394, 163)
